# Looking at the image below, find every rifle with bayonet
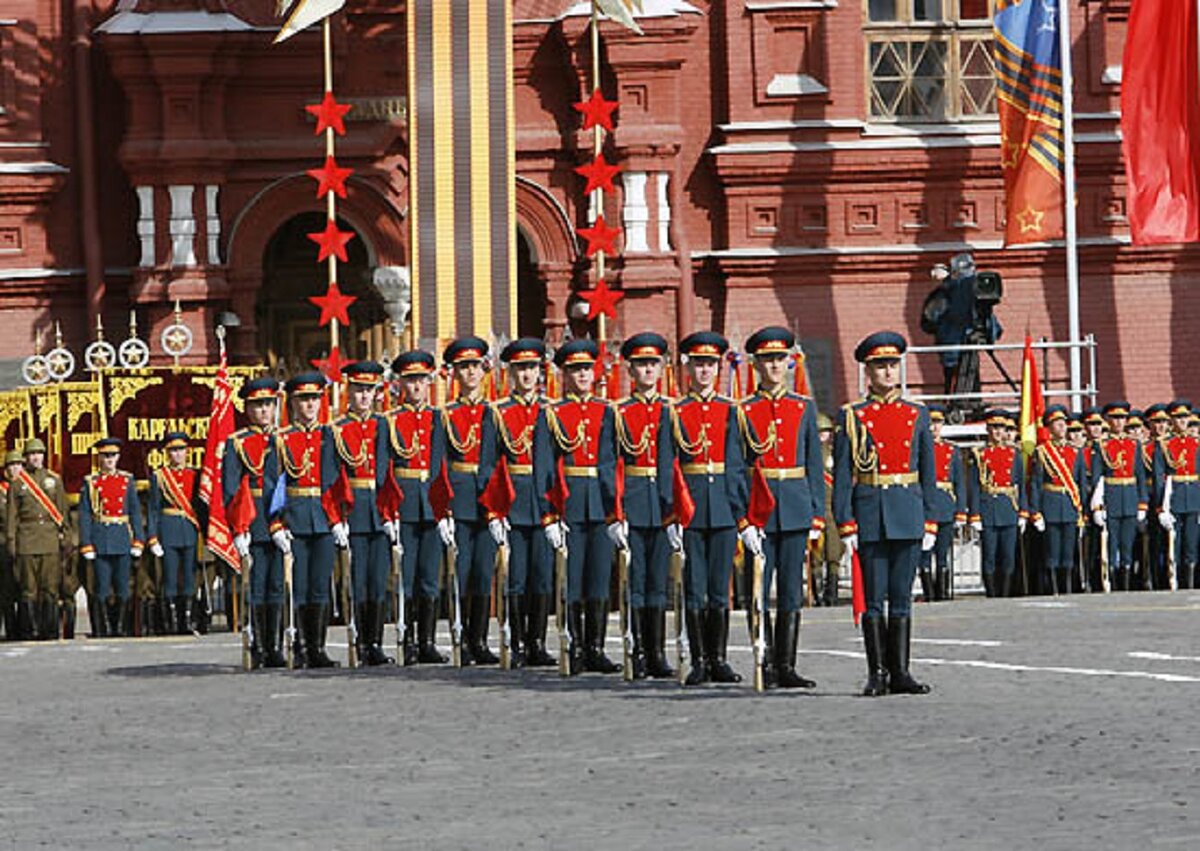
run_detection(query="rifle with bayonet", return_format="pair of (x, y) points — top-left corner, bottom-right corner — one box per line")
(338, 546), (358, 668)
(496, 541), (511, 669)
(444, 539), (462, 667)
(283, 550), (296, 670)
(617, 544), (633, 681)
(555, 540), (570, 677)
(750, 549), (767, 693)
(240, 552), (254, 671)
(1167, 525), (1178, 590)
(669, 547), (685, 686)
(392, 537), (405, 664)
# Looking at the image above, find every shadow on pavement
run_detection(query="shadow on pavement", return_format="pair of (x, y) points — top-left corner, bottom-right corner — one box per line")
(106, 663), (243, 678)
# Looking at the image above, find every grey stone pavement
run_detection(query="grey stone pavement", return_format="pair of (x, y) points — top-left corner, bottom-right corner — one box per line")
(2, 592), (1198, 850)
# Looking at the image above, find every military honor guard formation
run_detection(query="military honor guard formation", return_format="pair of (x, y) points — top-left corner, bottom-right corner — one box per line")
(3, 327), (1196, 698)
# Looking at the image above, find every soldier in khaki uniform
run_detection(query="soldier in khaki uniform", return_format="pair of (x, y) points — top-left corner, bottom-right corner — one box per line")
(816, 414), (843, 606)
(1, 449), (23, 638)
(6, 439), (69, 640)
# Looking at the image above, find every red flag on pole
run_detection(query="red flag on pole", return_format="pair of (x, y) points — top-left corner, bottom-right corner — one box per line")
(376, 466), (404, 522)
(745, 465), (777, 529)
(671, 458), (695, 528)
(480, 455), (516, 520)
(197, 355), (239, 571)
(429, 459), (455, 521)
(227, 477), (256, 537)
(545, 456), (570, 519)
(1018, 333), (1046, 465)
(1121, 0), (1200, 245)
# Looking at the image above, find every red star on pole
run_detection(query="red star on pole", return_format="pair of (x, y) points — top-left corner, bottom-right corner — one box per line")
(312, 345), (346, 383)
(576, 215), (621, 257)
(309, 281), (357, 327)
(575, 154), (622, 195)
(305, 90), (353, 136)
(307, 218), (355, 263)
(573, 88), (619, 132)
(581, 278), (624, 321)
(307, 156), (353, 199)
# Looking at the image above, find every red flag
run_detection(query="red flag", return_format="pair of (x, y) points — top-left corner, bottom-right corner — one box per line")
(1018, 333), (1046, 465)
(851, 550), (866, 626)
(613, 457), (626, 523)
(671, 458), (695, 528)
(376, 467), (404, 522)
(1121, 0), (1200, 244)
(321, 466), (353, 525)
(429, 459), (455, 521)
(545, 456), (570, 518)
(480, 455), (516, 520)
(197, 355), (239, 571)
(227, 476), (256, 537)
(793, 353), (809, 395)
(745, 464), (777, 528)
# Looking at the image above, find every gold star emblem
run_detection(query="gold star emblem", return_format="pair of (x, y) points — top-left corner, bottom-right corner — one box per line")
(1016, 205), (1045, 234)
(1000, 140), (1023, 170)
(165, 328), (189, 353)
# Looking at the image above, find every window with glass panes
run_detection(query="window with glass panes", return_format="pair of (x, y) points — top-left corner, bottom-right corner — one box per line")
(865, 0), (997, 122)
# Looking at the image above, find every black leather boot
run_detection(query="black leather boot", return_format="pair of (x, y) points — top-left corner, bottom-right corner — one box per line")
(363, 602), (394, 666)
(644, 607), (674, 679)
(61, 601), (75, 640)
(1058, 568), (1072, 595)
(469, 594), (498, 665)
(354, 603), (369, 664)
(416, 595), (448, 663)
(263, 604), (288, 668)
(176, 596), (191, 635)
(585, 600), (620, 674)
(307, 604), (339, 668)
(683, 609), (708, 686)
(774, 610), (816, 689)
(567, 602), (585, 675)
(138, 600), (153, 637)
(525, 594), (556, 667)
(458, 596), (476, 667)
(15, 601), (33, 640)
(162, 598), (177, 637)
(248, 605), (264, 669)
(88, 598), (106, 638)
(402, 597), (418, 666)
(887, 615), (930, 695)
(706, 607), (742, 684)
(996, 571), (1010, 599)
(824, 565), (840, 606)
(36, 600), (54, 640)
(506, 595), (526, 669)
(627, 606), (647, 679)
(107, 599), (122, 638)
(982, 571), (995, 598)
(918, 568), (935, 603)
(861, 613), (888, 697)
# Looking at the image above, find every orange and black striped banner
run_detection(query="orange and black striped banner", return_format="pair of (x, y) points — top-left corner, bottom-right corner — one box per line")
(407, 0), (516, 342)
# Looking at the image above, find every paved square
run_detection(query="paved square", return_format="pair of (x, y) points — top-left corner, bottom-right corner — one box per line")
(2, 592), (1197, 849)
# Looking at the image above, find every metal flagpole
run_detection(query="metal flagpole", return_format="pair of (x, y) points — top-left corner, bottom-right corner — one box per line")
(1058, 0), (1082, 412)
(323, 18), (342, 412)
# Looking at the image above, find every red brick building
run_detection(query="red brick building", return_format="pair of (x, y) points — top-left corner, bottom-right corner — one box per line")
(1, 0), (1195, 409)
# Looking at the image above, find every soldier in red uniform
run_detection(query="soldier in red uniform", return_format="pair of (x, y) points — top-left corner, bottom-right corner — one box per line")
(967, 410), (1027, 598)
(441, 337), (501, 666)
(1089, 401), (1148, 591)
(924, 405), (966, 601)
(534, 338), (619, 675)
(79, 438), (145, 638)
(330, 362), (394, 666)
(1029, 405), (1088, 595)
(736, 326), (823, 689)
(147, 432), (203, 635)
(1154, 400), (1199, 589)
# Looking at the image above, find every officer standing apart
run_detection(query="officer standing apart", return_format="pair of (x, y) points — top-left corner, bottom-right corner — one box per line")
(275, 373), (341, 668)
(78, 438), (144, 638)
(968, 410), (1026, 598)
(611, 332), (676, 680)
(147, 432), (202, 635)
(669, 332), (747, 686)
(736, 327), (823, 689)
(535, 339), (619, 675)
(1090, 401), (1148, 591)
(1029, 405), (1088, 596)
(833, 332), (935, 697)
(923, 406), (966, 601)
(441, 337), (500, 666)
(388, 351), (446, 665)
(331, 362), (394, 666)
(223, 377), (284, 668)
(485, 339), (552, 668)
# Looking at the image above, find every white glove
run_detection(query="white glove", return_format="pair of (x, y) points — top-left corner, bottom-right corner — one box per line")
(666, 522), (684, 553)
(130, 546), (143, 559)
(234, 533), (251, 558)
(151, 542), (165, 558)
(842, 533), (858, 554)
(1137, 508), (1147, 523)
(544, 521), (567, 551)
(970, 520), (983, 533)
(488, 517), (510, 548)
(921, 532), (936, 552)
(271, 528), (292, 555)
(1093, 509), (1107, 527)
(1159, 510), (1176, 531)
(331, 522), (349, 549)
(383, 519), (400, 545)
(808, 526), (822, 542)
(1090, 478), (1105, 512)
(1034, 516), (1046, 533)
(1018, 518), (1027, 534)
(739, 525), (764, 557)
(606, 520), (629, 551)
(437, 516), (456, 548)
(82, 550), (96, 561)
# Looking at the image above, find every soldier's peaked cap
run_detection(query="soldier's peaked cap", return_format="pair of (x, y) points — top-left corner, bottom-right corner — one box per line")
(3, 449), (21, 465)
(162, 432), (189, 450)
(240, 376), (281, 401)
(1043, 404), (1068, 425)
(679, 331), (728, 359)
(443, 336), (489, 366)
(94, 437), (122, 454)
(854, 331), (907, 363)
(22, 438), (46, 455)
(343, 361), (384, 385)
(500, 338), (546, 365)
(1168, 399), (1193, 417)
(393, 351), (436, 376)
(554, 338), (599, 368)
(621, 332), (668, 361)
(1103, 400), (1131, 417)
(745, 326), (795, 357)
(285, 372), (327, 396)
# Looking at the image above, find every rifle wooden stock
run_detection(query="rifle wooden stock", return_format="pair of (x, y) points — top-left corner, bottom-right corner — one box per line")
(750, 552), (766, 693)
(283, 551), (296, 671)
(496, 544), (510, 670)
(555, 544), (570, 677)
(240, 552), (253, 672)
(1100, 525), (1110, 593)
(338, 547), (358, 669)
(445, 543), (462, 668)
(618, 546), (633, 682)
(669, 549), (685, 686)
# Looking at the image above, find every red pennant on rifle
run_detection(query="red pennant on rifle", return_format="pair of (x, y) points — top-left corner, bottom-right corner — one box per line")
(321, 466), (354, 525)
(376, 467), (404, 522)
(671, 458), (696, 529)
(546, 456), (570, 518)
(227, 476), (256, 537)
(480, 455), (516, 520)
(745, 464), (777, 528)
(429, 459), (455, 521)
(613, 457), (626, 523)
(851, 550), (866, 627)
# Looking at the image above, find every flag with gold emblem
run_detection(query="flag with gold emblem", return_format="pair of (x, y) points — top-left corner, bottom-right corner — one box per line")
(994, 0), (1064, 246)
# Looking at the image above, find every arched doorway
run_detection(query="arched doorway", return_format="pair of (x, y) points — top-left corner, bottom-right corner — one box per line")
(516, 228), (546, 339)
(259, 212), (387, 373)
